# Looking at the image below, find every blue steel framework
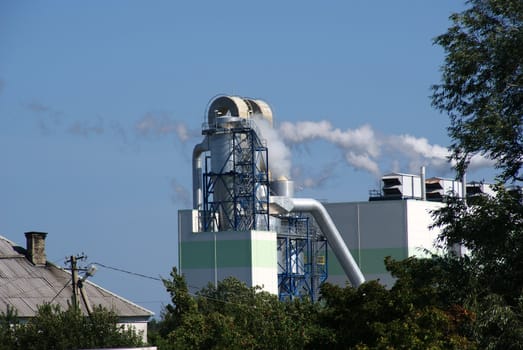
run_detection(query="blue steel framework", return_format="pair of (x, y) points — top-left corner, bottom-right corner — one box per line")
(202, 125), (269, 232)
(277, 215), (328, 301)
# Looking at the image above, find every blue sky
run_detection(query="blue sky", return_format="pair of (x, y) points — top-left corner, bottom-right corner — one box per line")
(1, 1), (492, 317)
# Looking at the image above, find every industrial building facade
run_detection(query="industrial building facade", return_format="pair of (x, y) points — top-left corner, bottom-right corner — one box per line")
(178, 95), (473, 300)
(323, 200), (443, 287)
(179, 198), (444, 294)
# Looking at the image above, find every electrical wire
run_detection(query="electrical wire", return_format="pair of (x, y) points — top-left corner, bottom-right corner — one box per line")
(91, 262), (162, 281)
(49, 279), (71, 304)
(90, 262), (273, 309)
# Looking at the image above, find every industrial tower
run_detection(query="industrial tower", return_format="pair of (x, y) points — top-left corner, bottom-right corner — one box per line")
(178, 95), (364, 300)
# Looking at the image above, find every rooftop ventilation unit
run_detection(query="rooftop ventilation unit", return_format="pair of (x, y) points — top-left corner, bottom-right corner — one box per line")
(381, 173), (422, 200)
(425, 177), (463, 201)
(466, 181), (496, 197)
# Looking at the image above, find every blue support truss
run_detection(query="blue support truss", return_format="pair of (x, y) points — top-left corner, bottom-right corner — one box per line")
(202, 124), (269, 232)
(277, 215), (328, 301)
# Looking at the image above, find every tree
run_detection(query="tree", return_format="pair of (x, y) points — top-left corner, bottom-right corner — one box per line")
(0, 305), (20, 349)
(0, 304), (143, 350)
(316, 278), (475, 350)
(430, 2), (523, 348)
(432, 188), (523, 303)
(431, 0), (523, 181)
(158, 269), (318, 349)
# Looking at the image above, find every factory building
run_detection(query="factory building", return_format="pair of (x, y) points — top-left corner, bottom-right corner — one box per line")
(323, 199), (444, 288)
(178, 96), (489, 300)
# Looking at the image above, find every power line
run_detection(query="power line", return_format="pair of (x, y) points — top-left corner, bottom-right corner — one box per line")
(92, 262), (162, 281)
(50, 279), (71, 304)
(90, 262), (273, 309)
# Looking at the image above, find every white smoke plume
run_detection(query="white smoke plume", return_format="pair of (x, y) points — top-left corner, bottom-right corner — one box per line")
(274, 120), (493, 188)
(23, 101), (64, 135)
(135, 112), (195, 143)
(292, 162), (338, 191)
(385, 134), (450, 174)
(68, 118), (104, 137)
(279, 121), (381, 176)
(253, 116), (292, 179)
(468, 153), (496, 172)
(170, 177), (191, 207)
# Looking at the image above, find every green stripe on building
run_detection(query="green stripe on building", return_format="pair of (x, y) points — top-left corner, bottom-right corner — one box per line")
(328, 247), (408, 275)
(181, 239), (276, 269)
(251, 240), (277, 268)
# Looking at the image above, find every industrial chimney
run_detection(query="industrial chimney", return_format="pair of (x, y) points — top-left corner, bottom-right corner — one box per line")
(25, 231), (47, 266)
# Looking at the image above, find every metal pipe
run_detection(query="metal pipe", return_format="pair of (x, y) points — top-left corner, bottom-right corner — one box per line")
(420, 166), (426, 201)
(270, 196), (365, 287)
(192, 137), (209, 209)
(461, 172), (467, 207)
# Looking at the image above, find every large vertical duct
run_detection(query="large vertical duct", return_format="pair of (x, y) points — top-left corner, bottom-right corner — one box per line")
(270, 196), (365, 287)
(193, 137), (209, 209)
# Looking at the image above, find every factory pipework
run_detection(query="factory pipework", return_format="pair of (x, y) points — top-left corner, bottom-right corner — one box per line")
(420, 166), (426, 201)
(193, 95), (274, 229)
(270, 196), (366, 288)
(193, 95), (365, 288)
(192, 137), (209, 209)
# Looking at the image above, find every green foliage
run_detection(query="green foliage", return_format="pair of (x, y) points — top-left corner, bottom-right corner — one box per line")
(0, 304), (143, 350)
(158, 268), (318, 350)
(149, 5), (523, 348)
(155, 269), (476, 349)
(160, 266), (197, 337)
(473, 294), (523, 349)
(432, 188), (523, 303)
(431, 0), (523, 181)
(0, 305), (20, 349)
(429, 188), (523, 348)
(430, 2), (523, 347)
(315, 279), (475, 350)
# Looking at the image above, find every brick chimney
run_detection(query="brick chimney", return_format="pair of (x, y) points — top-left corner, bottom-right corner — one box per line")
(25, 232), (48, 266)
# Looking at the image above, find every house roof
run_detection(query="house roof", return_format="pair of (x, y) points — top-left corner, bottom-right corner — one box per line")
(0, 235), (153, 319)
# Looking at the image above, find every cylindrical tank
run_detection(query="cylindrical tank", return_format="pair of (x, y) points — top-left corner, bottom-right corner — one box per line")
(209, 117), (241, 229)
(201, 95), (274, 230)
(270, 177), (295, 198)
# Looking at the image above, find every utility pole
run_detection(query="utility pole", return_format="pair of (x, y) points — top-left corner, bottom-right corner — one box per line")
(66, 254), (87, 309)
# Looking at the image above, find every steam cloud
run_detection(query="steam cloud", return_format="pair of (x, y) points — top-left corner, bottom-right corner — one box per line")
(254, 116), (291, 180)
(170, 178), (191, 207)
(273, 120), (493, 189)
(68, 119), (104, 137)
(279, 121), (381, 176)
(23, 101), (197, 145)
(23, 99), (495, 194)
(135, 113), (195, 142)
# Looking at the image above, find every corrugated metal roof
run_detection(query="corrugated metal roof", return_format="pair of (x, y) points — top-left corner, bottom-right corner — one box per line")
(0, 236), (153, 319)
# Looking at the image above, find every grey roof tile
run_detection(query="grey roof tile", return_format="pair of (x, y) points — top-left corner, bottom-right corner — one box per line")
(0, 236), (153, 319)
